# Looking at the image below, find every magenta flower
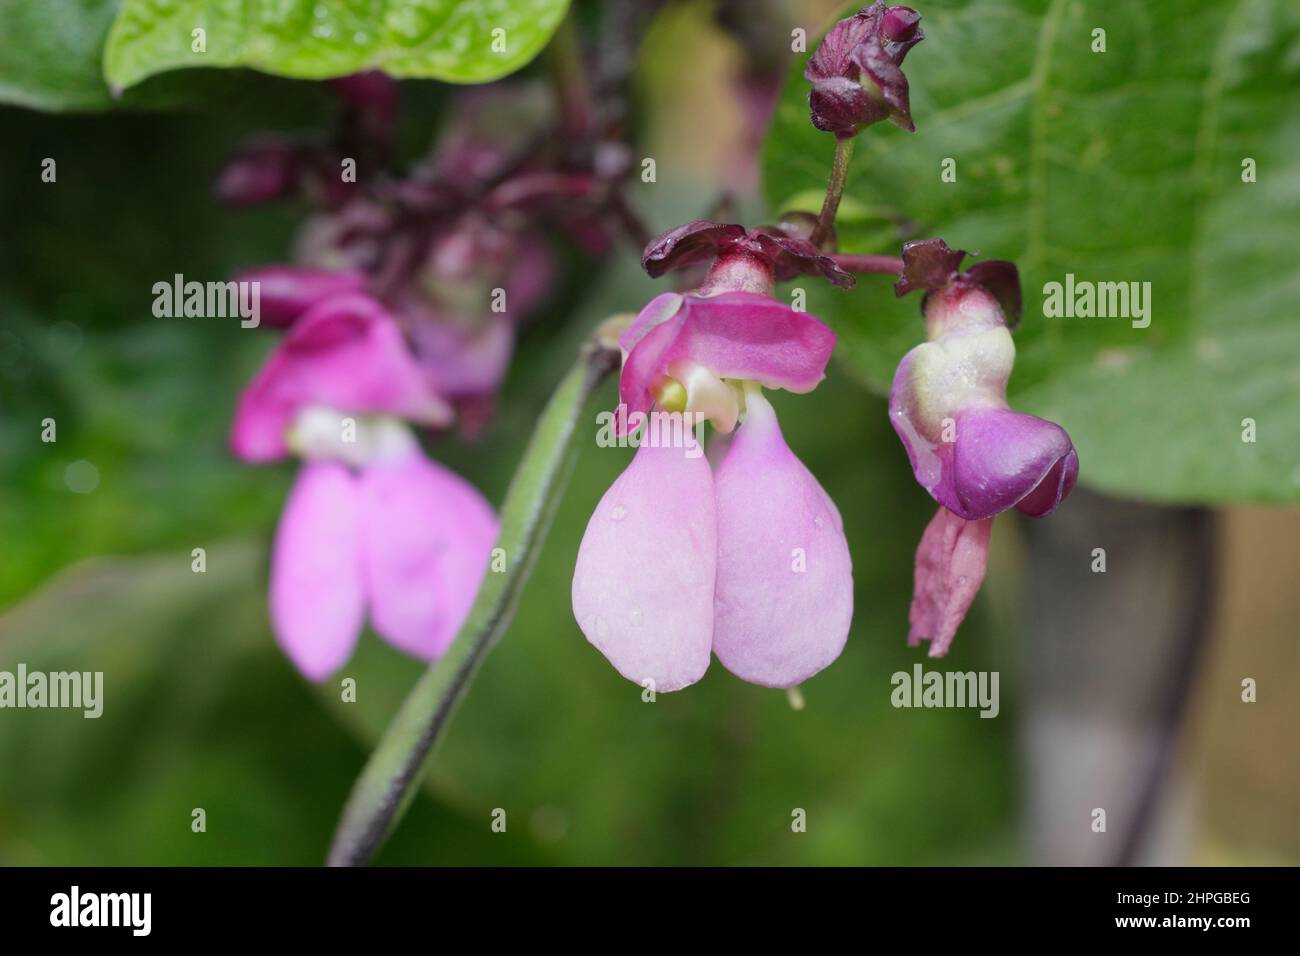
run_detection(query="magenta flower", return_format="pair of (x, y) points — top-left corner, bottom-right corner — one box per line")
(572, 225), (853, 691)
(889, 239), (1078, 656)
(231, 293), (497, 680)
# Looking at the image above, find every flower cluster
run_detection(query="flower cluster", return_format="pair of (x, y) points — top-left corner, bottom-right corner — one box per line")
(221, 73), (648, 678)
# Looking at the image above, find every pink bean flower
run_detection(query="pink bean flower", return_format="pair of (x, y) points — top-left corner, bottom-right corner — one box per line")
(572, 222), (854, 692)
(889, 239), (1078, 656)
(231, 292), (498, 680)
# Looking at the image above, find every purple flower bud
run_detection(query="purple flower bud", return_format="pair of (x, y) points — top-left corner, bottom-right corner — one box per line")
(804, 2), (924, 137)
(214, 138), (300, 206)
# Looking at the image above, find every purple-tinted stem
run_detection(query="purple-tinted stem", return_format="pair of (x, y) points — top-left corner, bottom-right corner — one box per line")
(831, 253), (904, 275)
(810, 135), (855, 248)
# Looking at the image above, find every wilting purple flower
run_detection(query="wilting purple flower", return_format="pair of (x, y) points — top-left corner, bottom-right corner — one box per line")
(907, 506), (993, 659)
(572, 228), (852, 691)
(231, 293), (496, 680)
(805, 2), (925, 136)
(890, 239), (1078, 655)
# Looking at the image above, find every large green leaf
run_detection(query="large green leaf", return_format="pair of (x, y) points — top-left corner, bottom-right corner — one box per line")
(0, 0), (317, 111)
(104, 0), (571, 92)
(763, 0), (1300, 505)
(0, 0), (123, 110)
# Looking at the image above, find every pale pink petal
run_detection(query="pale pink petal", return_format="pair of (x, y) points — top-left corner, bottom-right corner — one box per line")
(712, 391), (853, 687)
(572, 440), (716, 692)
(270, 460), (365, 681)
(231, 293), (452, 463)
(907, 506), (994, 657)
(359, 447), (498, 661)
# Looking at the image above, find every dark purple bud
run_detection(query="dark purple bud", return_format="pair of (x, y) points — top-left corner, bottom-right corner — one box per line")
(233, 265), (368, 329)
(804, 2), (924, 137)
(215, 139), (299, 207)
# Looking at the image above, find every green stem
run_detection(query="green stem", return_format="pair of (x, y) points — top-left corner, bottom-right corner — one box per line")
(326, 330), (621, 867)
(548, 11), (593, 136)
(810, 136), (855, 249)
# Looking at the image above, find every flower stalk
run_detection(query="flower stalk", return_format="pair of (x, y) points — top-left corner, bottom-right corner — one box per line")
(810, 135), (855, 249)
(326, 327), (622, 866)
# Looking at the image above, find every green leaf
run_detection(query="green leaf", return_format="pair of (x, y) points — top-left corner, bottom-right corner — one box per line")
(763, 0), (1300, 505)
(104, 0), (571, 93)
(0, 0), (312, 112)
(0, 0), (129, 110)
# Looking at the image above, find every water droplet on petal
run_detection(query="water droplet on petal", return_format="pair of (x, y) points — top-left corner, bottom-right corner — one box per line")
(629, 607), (644, 626)
(609, 504), (627, 521)
(957, 575), (967, 586)
(813, 515), (825, 529)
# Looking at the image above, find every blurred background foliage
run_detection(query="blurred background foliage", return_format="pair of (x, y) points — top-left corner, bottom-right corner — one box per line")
(0, 0), (1296, 865)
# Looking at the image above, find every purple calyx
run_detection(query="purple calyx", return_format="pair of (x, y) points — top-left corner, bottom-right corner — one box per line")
(641, 219), (855, 295)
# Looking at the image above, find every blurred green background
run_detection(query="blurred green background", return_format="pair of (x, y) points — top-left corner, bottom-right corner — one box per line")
(1, 0), (1297, 865)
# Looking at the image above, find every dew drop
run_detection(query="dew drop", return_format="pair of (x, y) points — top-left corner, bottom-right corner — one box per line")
(609, 504), (627, 522)
(628, 607), (644, 627)
(957, 575), (968, 586)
